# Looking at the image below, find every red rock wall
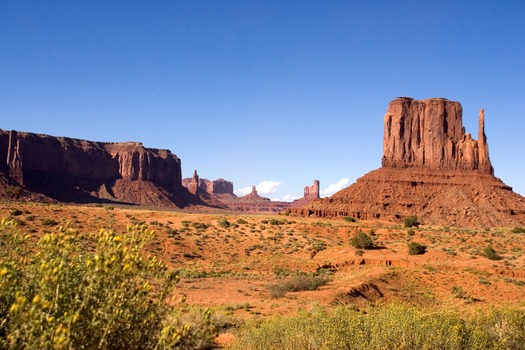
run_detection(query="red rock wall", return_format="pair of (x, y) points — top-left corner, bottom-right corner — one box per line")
(382, 97), (493, 174)
(0, 129), (182, 196)
(304, 180), (320, 199)
(182, 177), (234, 195)
(205, 178), (234, 195)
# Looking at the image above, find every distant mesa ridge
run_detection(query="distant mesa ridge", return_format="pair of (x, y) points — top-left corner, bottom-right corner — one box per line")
(292, 97), (525, 227)
(181, 170), (319, 212)
(0, 127), (321, 211)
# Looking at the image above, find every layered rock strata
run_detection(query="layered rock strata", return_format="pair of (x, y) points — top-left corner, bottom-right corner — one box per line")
(292, 98), (525, 227)
(382, 97), (493, 173)
(182, 172), (234, 196)
(0, 129), (188, 207)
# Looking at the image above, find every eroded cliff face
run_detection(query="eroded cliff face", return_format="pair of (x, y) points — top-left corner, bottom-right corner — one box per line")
(292, 97), (525, 227)
(0, 129), (184, 206)
(181, 172), (234, 196)
(382, 97), (493, 174)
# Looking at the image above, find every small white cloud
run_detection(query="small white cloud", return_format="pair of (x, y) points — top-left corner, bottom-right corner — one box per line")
(235, 186), (252, 196)
(234, 180), (283, 196)
(282, 194), (300, 202)
(271, 194), (300, 202)
(320, 178), (350, 197)
(257, 180), (282, 194)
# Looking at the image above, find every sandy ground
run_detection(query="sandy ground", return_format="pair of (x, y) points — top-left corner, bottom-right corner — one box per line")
(2, 202), (525, 346)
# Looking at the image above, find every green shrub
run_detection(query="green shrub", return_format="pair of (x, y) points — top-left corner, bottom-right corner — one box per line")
(269, 219), (287, 226)
(191, 222), (209, 231)
(3, 186), (23, 199)
(350, 231), (374, 250)
(511, 227), (525, 234)
(408, 242), (427, 255)
(404, 215), (420, 228)
(218, 219), (230, 228)
(41, 218), (59, 226)
(483, 245), (502, 260)
(343, 217), (356, 223)
(407, 229), (415, 236)
(0, 219), (217, 349)
(267, 272), (332, 298)
(236, 219), (248, 225)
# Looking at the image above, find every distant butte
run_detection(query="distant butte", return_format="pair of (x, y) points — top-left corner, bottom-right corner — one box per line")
(292, 97), (525, 227)
(182, 171), (320, 213)
(0, 126), (321, 212)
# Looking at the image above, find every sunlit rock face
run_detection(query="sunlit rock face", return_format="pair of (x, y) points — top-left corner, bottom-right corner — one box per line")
(382, 97), (492, 174)
(291, 98), (525, 228)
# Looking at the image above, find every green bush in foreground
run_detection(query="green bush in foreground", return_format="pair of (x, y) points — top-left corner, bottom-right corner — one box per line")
(230, 303), (525, 350)
(0, 219), (217, 349)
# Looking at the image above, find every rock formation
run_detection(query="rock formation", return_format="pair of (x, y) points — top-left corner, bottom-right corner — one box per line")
(182, 173), (234, 197)
(0, 129), (191, 207)
(182, 176), (292, 213)
(292, 98), (525, 227)
(223, 185), (290, 213)
(185, 170), (200, 195)
(382, 97), (493, 173)
(289, 180), (320, 208)
(304, 180), (320, 199)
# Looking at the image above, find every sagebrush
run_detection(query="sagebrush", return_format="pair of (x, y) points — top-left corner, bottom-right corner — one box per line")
(0, 219), (217, 349)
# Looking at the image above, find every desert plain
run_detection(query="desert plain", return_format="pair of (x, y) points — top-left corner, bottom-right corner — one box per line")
(2, 201), (524, 347)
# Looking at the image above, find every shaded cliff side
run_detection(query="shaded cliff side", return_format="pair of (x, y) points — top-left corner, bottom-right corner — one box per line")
(292, 98), (525, 227)
(0, 129), (194, 207)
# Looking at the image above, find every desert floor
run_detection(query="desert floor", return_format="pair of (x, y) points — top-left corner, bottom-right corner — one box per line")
(2, 201), (525, 344)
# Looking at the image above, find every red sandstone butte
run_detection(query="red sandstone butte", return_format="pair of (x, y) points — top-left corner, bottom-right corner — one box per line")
(292, 97), (525, 227)
(0, 129), (193, 208)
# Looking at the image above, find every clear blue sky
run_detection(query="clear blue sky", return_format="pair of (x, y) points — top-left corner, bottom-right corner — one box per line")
(1, 1), (524, 200)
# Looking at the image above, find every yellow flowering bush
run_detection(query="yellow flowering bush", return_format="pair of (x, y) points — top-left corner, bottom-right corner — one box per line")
(0, 219), (216, 349)
(230, 303), (525, 350)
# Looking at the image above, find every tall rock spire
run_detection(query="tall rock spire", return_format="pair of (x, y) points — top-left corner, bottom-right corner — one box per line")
(478, 109), (492, 173)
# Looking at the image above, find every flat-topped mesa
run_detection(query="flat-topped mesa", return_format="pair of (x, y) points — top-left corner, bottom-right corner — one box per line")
(382, 97), (493, 174)
(0, 129), (183, 205)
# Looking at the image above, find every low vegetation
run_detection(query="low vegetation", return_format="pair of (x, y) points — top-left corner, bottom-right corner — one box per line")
(267, 271), (332, 299)
(404, 215), (420, 228)
(0, 219), (217, 349)
(511, 227), (525, 234)
(483, 245), (502, 260)
(1, 203), (525, 349)
(230, 303), (525, 350)
(408, 241), (427, 255)
(350, 231), (374, 249)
